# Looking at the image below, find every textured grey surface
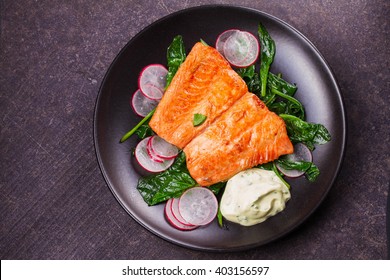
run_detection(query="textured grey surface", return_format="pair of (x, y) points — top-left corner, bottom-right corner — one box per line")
(0, 0), (389, 259)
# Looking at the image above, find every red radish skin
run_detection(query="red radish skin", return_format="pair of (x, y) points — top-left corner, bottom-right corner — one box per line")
(150, 135), (179, 160)
(164, 199), (198, 231)
(135, 137), (174, 173)
(215, 29), (240, 56)
(139, 84), (164, 100)
(238, 31), (260, 67)
(146, 136), (165, 163)
(138, 64), (168, 100)
(223, 31), (259, 68)
(171, 197), (194, 226)
(146, 143), (164, 163)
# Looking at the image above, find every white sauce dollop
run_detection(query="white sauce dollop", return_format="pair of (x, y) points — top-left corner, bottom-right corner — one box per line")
(220, 168), (291, 226)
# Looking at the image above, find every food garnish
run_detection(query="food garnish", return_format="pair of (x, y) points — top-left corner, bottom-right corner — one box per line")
(193, 113), (207, 127)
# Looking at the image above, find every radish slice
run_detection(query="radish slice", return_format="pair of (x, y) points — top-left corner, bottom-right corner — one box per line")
(138, 64), (167, 100)
(146, 141), (164, 163)
(146, 137), (165, 163)
(223, 31), (259, 68)
(276, 143), (313, 178)
(178, 187), (218, 226)
(131, 89), (159, 117)
(140, 84), (164, 100)
(171, 197), (194, 226)
(165, 198), (198, 231)
(215, 29), (239, 56)
(150, 135), (179, 160)
(135, 137), (174, 173)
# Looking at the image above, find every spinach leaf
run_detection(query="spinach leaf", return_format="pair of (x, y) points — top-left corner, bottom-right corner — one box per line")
(165, 35), (186, 88)
(236, 65), (256, 80)
(257, 162), (274, 171)
(276, 157), (320, 182)
(246, 72), (262, 96)
(217, 207), (224, 228)
(270, 87), (305, 120)
(268, 72), (297, 96)
(208, 181), (226, 195)
(276, 157), (312, 171)
(137, 152), (196, 206)
(237, 65), (275, 102)
(134, 123), (154, 139)
(258, 23), (275, 97)
(280, 114), (331, 150)
(268, 100), (287, 115)
(264, 71), (303, 119)
(272, 162), (290, 188)
(242, 72), (276, 105)
(137, 152), (224, 205)
(237, 66), (300, 118)
(305, 164), (320, 182)
(285, 101), (305, 119)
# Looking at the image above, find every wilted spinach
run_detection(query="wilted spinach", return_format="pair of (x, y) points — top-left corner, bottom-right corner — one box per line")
(134, 122), (154, 139)
(280, 114), (331, 150)
(137, 152), (196, 205)
(258, 22), (275, 97)
(137, 152), (225, 206)
(270, 87), (305, 120)
(165, 35), (186, 88)
(236, 65), (256, 80)
(268, 72), (297, 96)
(237, 65), (304, 119)
(305, 164), (320, 182)
(276, 157), (320, 182)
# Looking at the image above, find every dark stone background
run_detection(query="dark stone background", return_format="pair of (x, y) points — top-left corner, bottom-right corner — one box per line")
(1, 0), (389, 259)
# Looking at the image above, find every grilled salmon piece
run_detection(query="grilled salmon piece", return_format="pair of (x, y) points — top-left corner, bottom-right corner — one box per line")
(149, 42), (248, 149)
(183, 92), (294, 186)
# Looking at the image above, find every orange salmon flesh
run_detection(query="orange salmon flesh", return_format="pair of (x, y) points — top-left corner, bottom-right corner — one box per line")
(149, 42), (293, 186)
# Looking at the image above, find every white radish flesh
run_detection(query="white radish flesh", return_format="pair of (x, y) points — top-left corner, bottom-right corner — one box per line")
(171, 197), (194, 226)
(138, 64), (167, 100)
(178, 187), (218, 226)
(146, 136), (165, 163)
(150, 135), (179, 160)
(223, 31), (259, 68)
(165, 198), (198, 231)
(215, 29), (239, 56)
(131, 89), (159, 117)
(135, 137), (174, 173)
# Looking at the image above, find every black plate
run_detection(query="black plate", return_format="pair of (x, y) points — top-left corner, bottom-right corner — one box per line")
(94, 5), (346, 251)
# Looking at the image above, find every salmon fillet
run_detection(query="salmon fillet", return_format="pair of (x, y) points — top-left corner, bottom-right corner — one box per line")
(149, 42), (248, 149)
(149, 42), (293, 186)
(183, 92), (294, 186)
